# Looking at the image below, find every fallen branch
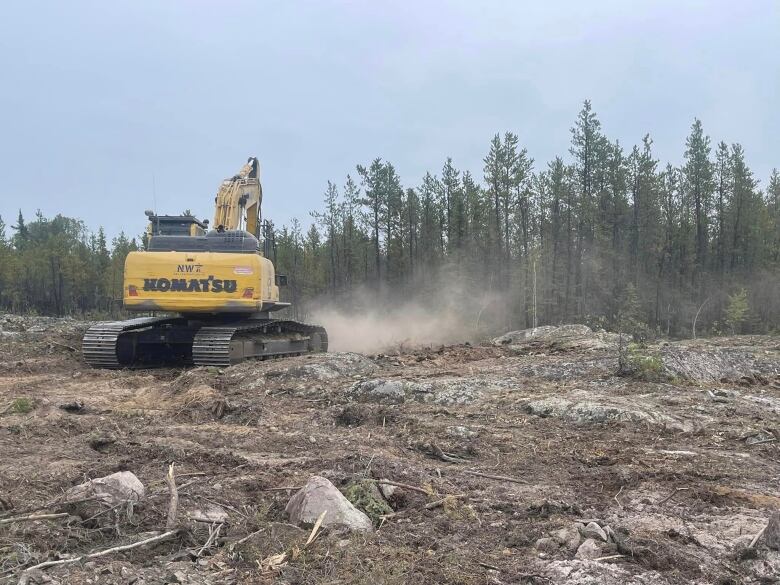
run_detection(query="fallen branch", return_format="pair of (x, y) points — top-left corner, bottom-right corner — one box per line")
(462, 470), (528, 485)
(593, 554), (624, 562)
(431, 442), (467, 463)
(262, 486), (302, 492)
(477, 561), (501, 571)
(18, 530), (179, 581)
(0, 513), (69, 525)
(614, 485), (624, 509)
(197, 523), (223, 557)
(48, 340), (78, 353)
(424, 494), (466, 510)
(748, 525), (766, 548)
(165, 463), (178, 531)
(748, 437), (777, 446)
(373, 479), (431, 496)
(230, 527), (266, 548)
(656, 487), (690, 505)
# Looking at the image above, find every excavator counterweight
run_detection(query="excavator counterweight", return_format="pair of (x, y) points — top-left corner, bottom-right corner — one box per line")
(82, 158), (327, 368)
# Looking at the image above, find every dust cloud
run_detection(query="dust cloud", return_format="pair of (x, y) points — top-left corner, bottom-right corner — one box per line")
(309, 288), (507, 354)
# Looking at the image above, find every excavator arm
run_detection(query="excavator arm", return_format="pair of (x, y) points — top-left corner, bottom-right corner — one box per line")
(212, 157), (262, 236)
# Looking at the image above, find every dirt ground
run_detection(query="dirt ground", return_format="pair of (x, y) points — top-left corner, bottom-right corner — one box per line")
(0, 314), (779, 584)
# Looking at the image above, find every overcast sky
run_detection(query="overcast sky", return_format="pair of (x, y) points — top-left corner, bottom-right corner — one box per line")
(1, 0), (778, 240)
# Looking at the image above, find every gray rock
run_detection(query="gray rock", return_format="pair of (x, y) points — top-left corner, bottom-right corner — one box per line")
(552, 525), (582, 551)
(765, 511), (780, 550)
(406, 379), (483, 405)
(349, 378), (484, 405)
(581, 521), (608, 542)
(187, 503), (228, 524)
(446, 425), (479, 439)
(575, 538), (604, 560)
(348, 379), (406, 404)
(535, 537), (560, 552)
(63, 471), (145, 507)
(285, 476), (372, 533)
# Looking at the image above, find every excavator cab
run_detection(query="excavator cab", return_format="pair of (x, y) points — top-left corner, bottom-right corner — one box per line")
(145, 212), (209, 237)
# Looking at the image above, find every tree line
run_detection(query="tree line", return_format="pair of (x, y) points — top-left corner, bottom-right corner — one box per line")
(273, 102), (780, 337)
(1, 101), (778, 336)
(0, 211), (138, 315)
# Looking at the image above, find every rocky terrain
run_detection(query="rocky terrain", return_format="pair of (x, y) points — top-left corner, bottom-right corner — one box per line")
(0, 314), (779, 584)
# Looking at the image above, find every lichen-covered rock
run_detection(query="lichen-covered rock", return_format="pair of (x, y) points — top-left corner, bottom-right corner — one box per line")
(285, 476), (373, 533)
(348, 377), (485, 405)
(348, 379), (406, 403)
(523, 396), (687, 430)
(492, 324), (618, 352)
(270, 352), (378, 381)
(660, 345), (773, 382)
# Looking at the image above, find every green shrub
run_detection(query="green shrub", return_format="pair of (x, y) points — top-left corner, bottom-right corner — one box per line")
(344, 480), (392, 524)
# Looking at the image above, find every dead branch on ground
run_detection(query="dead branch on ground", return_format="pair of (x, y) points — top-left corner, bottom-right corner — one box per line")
(165, 463), (178, 531)
(462, 470), (528, 485)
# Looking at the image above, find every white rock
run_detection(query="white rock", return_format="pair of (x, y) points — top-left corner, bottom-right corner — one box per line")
(285, 476), (372, 533)
(187, 503), (228, 524)
(63, 471), (145, 506)
(378, 480), (397, 500)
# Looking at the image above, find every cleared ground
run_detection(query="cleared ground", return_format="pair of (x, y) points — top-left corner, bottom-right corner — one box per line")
(0, 315), (778, 584)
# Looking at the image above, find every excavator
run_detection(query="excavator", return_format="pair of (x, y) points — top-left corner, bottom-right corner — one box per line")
(82, 157), (327, 368)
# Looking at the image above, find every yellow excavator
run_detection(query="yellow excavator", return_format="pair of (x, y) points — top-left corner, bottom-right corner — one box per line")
(82, 157), (327, 368)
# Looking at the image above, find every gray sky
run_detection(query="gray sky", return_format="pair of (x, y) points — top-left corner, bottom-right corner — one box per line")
(1, 0), (778, 241)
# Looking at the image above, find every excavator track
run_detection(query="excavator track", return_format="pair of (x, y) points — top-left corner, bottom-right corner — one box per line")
(192, 320), (328, 367)
(83, 318), (327, 369)
(82, 316), (183, 369)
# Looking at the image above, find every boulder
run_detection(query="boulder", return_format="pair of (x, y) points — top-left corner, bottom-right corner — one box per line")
(765, 512), (780, 550)
(535, 537), (560, 553)
(63, 471), (145, 507)
(285, 476), (373, 533)
(580, 521), (608, 542)
(552, 525), (582, 551)
(574, 538), (604, 560)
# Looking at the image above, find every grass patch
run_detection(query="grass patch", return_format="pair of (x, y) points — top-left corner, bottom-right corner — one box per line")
(625, 344), (667, 381)
(7, 397), (35, 414)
